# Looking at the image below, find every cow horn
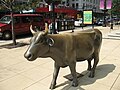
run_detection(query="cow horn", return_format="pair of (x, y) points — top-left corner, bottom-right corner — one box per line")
(43, 23), (48, 35)
(30, 25), (36, 35)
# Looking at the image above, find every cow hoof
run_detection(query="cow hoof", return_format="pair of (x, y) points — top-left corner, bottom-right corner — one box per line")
(87, 68), (91, 71)
(49, 84), (56, 89)
(89, 73), (94, 78)
(72, 82), (78, 87)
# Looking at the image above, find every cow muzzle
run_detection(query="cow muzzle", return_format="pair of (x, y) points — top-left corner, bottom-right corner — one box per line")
(24, 52), (35, 61)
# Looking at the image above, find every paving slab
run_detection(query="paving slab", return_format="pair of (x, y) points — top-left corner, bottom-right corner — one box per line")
(112, 74), (120, 90)
(0, 74), (34, 90)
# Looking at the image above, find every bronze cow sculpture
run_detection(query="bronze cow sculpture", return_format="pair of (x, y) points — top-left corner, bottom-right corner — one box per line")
(24, 23), (102, 89)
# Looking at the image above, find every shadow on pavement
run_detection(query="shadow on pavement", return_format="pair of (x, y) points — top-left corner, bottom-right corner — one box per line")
(103, 37), (120, 40)
(0, 34), (31, 49)
(0, 33), (32, 40)
(0, 42), (29, 49)
(55, 64), (115, 90)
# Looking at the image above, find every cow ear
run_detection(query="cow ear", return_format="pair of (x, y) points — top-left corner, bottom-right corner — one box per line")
(47, 38), (54, 46)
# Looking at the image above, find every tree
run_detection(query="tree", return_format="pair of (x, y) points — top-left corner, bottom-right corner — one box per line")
(0, 0), (62, 43)
(0, 0), (62, 12)
(0, 0), (44, 45)
(111, 0), (120, 17)
(1, 0), (17, 45)
(13, 0), (43, 12)
(0, 0), (43, 12)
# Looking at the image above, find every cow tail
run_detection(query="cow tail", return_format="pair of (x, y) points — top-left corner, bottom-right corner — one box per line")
(94, 29), (102, 48)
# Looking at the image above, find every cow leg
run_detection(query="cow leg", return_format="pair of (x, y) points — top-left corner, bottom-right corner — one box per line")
(89, 53), (99, 78)
(50, 62), (60, 89)
(87, 55), (94, 71)
(69, 62), (78, 87)
(87, 59), (92, 71)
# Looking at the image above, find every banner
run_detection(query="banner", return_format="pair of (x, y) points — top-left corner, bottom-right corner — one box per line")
(106, 0), (112, 9)
(100, 0), (105, 9)
(83, 11), (92, 24)
(100, 0), (112, 9)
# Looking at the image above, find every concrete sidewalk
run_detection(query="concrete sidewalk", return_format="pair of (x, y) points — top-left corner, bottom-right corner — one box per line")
(0, 26), (120, 90)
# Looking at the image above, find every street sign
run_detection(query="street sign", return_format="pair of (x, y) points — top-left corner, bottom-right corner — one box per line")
(83, 11), (93, 24)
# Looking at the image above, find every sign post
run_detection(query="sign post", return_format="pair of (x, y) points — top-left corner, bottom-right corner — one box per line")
(83, 10), (93, 28)
(46, 0), (57, 34)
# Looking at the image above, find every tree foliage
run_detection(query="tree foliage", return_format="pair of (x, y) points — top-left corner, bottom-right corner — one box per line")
(111, 0), (120, 17)
(0, 0), (62, 12)
(0, 0), (43, 12)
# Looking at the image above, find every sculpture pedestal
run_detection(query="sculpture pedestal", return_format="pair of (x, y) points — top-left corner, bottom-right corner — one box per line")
(64, 72), (84, 81)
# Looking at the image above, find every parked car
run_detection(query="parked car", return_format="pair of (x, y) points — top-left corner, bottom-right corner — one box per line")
(96, 19), (104, 26)
(0, 14), (44, 39)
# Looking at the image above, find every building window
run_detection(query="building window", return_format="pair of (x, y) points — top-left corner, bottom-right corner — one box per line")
(72, 3), (75, 8)
(76, 3), (79, 9)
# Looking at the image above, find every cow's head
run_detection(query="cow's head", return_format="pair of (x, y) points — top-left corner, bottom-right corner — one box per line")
(24, 23), (54, 61)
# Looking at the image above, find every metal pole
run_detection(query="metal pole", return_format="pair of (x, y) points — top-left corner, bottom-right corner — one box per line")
(51, 1), (57, 34)
(82, 3), (84, 30)
(103, 0), (107, 27)
(51, 0), (57, 34)
(92, 10), (94, 29)
(110, 10), (113, 30)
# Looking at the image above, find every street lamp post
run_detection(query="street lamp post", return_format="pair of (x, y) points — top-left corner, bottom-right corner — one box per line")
(102, 0), (108, 27)
(92, 6), (96, 29)
(45, 0), (57, 34)
(51, 1), (57, 34)
(110, 10), (113, 29)
(82, 3), (85, 29)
